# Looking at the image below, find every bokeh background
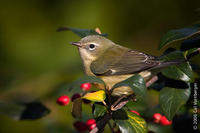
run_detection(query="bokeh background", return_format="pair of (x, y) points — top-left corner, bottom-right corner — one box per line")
(0, 0), (200, 133)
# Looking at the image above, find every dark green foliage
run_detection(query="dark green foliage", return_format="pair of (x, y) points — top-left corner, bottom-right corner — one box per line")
(159, 87), (190, 120)
(159, 23), (200, 50)
(92, 103), (107, 119)
(113, 109), (147, 133)
(160, 51), (194, 82)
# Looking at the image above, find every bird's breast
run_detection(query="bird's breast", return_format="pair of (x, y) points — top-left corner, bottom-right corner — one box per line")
(95, 71), (152, 96)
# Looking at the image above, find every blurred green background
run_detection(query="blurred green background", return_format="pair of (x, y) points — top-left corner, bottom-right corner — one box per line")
(0, 0), (199, 132)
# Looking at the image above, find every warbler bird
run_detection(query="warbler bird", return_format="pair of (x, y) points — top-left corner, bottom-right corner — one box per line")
(71, 35), (183, 96)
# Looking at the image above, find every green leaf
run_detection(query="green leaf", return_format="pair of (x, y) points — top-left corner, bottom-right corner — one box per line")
(112, 75), (147, 98)
(126, 101), (146, 111)
(160, 51), (194, 82)
(82, 90), (106, 102)
(57, 27), (107, 38)
(69, 76), (106, 92)
(184, 48), (200, 59)
(0, 101), (50, 120)
(92, 103), (107, 119)
(113, 109), (147, 133)
(159, 24), (200, 50)
(159, 87), (190, 120)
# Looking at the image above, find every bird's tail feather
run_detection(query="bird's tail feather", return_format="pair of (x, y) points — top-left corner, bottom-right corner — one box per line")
(153, 48), (200, 70)
(152, 59), (185, 70)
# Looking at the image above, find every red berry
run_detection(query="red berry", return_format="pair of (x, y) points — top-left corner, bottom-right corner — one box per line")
(80, 83), (91, 91)
(86, 119), (96, 125)
(88, 123), (96, 131)
(86, 119), (96, 131)
(73, 121), (88, 132)
(56, 95), (70, 106)
(130, 110), (140, 116)
(152, 113), (162, 123)
(71, 93), (81, 102)
(160, 116), (172, 126)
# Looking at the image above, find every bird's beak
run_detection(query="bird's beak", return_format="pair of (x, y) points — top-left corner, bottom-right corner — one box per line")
(70, 42), (81, 47)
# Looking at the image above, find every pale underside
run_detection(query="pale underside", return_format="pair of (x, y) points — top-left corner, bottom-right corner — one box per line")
(95, 71), (153, 96)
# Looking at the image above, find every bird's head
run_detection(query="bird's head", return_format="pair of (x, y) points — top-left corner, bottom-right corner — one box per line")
(71, 35), (115, 61)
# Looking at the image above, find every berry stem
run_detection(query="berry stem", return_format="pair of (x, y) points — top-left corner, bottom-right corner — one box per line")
(102, 100), (107, 106)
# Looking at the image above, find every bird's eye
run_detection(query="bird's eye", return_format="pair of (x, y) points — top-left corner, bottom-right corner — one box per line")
(89, 44), (96, 50)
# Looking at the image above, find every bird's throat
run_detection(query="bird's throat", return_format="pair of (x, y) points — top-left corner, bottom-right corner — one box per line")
(78, 48), (95, 76)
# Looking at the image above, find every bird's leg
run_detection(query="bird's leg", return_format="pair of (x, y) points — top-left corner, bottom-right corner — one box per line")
(146, 75), (158, 87)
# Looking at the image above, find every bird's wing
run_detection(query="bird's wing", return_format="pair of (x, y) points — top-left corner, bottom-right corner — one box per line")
(90, 49), (160, 76)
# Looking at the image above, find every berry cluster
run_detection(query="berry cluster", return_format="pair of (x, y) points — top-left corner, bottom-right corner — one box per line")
(74, 119), (96, 132)
(129, 111), (172, 126)
(56, 83), (93, 132)
(56, 83), (91, 106)
(152, 113), (172, 126)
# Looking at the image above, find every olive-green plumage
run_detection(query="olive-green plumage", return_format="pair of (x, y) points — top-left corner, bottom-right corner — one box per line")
(71, 35), (181, 96)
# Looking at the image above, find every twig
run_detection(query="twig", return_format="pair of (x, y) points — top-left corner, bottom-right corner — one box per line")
(111, 95), (135, 111)
(146, 75), (158, 87)
(110, 95), (126, 111)
(111, 100), (129, 111)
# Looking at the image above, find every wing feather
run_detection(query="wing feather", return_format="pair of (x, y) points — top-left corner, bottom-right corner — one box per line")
(90, 47), (160, 76)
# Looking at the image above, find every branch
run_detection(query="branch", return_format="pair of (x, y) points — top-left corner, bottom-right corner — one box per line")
(111, 95), (126, 111)
(111, 95), (136, 111)
(146, 75), (158, 87)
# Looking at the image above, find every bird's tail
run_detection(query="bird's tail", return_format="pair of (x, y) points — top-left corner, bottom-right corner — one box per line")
(153, 59), (185, 70)
(153, 48), (200, 69)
